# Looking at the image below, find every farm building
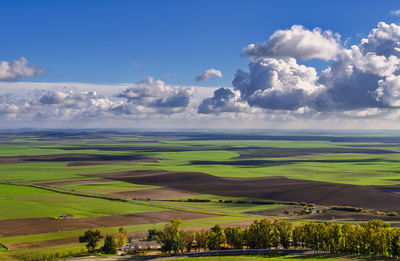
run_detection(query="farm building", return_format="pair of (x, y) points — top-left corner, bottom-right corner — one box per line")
(121, 240), (161, 254)
(59, 214), (75, 219)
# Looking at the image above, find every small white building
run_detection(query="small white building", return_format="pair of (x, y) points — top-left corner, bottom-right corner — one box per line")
(121, 240), (161, 254)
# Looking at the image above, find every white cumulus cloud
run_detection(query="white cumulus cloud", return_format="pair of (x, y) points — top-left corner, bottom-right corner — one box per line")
(244, 25), (342, 61)
(0, 57), (47, 81)
(195, 69), (223, 82)
(115, 77), (195, 114)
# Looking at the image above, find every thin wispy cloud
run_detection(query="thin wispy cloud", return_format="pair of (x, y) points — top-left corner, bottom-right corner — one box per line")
(390, 9), (400, 16)
(129, 61), (142, 69)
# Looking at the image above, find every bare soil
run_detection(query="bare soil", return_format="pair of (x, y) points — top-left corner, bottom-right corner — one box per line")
(0, 154), (159, 165)
(235, 147), (398, 159)
(94, 170), (400, 212)
(0, 210), (217, 237)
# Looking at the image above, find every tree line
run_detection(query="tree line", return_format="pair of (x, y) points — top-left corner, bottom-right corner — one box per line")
(153, 218), (400, 257)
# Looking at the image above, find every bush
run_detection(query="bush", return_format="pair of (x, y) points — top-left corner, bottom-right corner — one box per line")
(187, 198), (211, 202)
(102, 235), (117, 254)
(330, 206), (363, 212)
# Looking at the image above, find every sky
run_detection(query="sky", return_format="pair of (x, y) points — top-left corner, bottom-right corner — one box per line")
(2, 0), (400, 129)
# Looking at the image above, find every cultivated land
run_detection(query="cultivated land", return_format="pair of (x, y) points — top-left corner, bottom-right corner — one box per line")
(2, 130), (400, 259)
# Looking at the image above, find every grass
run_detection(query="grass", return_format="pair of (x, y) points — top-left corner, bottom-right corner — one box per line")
(0, 215), (255, 246)
(138, 150), (400, 185)
(163, 254), (361, 261)
(3, 139), (400, 185)
(3, 133), (400, 260)
(154, 200), (291, 215)
(56, 181), (160, 194)
(0, 183), (163, 219)
(0, 243), (86, 261)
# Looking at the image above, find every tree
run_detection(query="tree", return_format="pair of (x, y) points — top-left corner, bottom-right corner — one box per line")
(147, 228), (159, 241)
(389, 228), (400, 257)
(158, 218), (183, 254)
(181, 230), (196, 252)
(224, 227), (244, 249)
(292, 225), (304, 249)
(207, 225), (226, 250)
(327, 223), (342, 253)
(102, 235), (117, 254)
(117, 227), (127, 248)
(275, 220), (292, 249)
(244, 219), (274, 249)
(340, 223), (357, 254)
(196, 229), (208, 251)
(79, 229), (103, 252)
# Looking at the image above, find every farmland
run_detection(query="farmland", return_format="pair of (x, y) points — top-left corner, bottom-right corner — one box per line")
(2, 130), (400, 259)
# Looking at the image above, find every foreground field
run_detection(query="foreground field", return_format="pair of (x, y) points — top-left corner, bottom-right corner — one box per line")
(2, 130), (400, 260)
(162, 255), (370, 261)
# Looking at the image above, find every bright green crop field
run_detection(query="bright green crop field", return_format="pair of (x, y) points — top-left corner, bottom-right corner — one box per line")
(2, 131), (400, 260)
(0, 183), (163, 219)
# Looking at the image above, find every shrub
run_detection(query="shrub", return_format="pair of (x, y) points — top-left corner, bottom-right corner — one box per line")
(330, 206), (363, 212)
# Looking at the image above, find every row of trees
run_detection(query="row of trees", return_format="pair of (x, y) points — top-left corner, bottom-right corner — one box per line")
(154, 218), (400, 257)
(79, 227), (127, 254)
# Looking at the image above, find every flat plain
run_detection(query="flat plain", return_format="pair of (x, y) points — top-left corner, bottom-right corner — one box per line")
(2, 130), (400, 260)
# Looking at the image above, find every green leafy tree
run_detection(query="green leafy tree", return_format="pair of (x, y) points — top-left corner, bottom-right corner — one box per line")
(389, 228), (400, 257)
(147, 228), (159, 241)
(102, 235), (117, 254)
(244, 219), (274, 249)
(158, 218), (183, 254)
(79, 229), (103, 252)
(292, 225), (304, 249)
(326, 223), (341, 253)
(275, 220), (292, 249)
(224, 227), (244, 249)
(196, 229), (208, 251)
(181, 230), (196, 252)
(207, 225), (226, 250)
(117, 227), (127, 248)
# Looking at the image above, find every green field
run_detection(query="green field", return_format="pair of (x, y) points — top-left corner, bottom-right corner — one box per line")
(164, 255), (364, 261)
(2, 131), (400, 260)
(154, 200), (291, 215)
(0, 183), (163, 219)
(56, 181), (159, 194)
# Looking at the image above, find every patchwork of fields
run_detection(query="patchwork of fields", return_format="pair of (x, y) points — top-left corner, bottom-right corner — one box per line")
(2, 130), (400, 260)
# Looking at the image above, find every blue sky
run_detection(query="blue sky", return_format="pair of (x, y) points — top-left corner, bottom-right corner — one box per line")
(3, 1), (400, 129)
(1, 0), (399, 86)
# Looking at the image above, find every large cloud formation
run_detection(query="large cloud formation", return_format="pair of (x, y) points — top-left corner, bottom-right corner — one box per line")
(201, 22), (400, 116)
(0, 89), (113, 120)
(0, 57), (47, 81)
(0, 77), (195, 121)
(4, 22), (400, 127)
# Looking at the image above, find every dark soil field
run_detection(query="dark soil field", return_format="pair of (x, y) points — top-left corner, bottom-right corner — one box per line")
(191, 158), (393, 165)
(235, 147), (398, 159)
(96, 170), (400, 212)
(0, 154), (159, 164)
(0, 210), (217, 237)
